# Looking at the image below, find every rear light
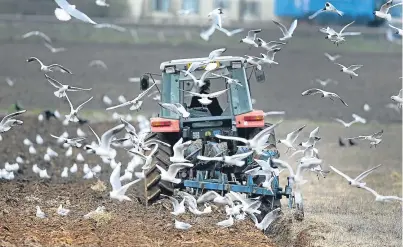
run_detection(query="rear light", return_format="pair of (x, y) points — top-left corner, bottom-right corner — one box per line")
(244, 115), (263, 121)
(151, 121), (171, 127)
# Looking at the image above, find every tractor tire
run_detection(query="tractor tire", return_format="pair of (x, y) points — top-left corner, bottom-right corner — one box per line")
(142, 132), (179, 204)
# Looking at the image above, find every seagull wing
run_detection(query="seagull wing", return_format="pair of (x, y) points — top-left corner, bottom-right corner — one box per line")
(390, 2), (403, 10)
(120, 117), (137, 136)
(55, 0), (97, 24)
(106, 101), (132, 111)
(301, 88), (323, 96)
(341, 31), (361, 36)
(271, 158), (294, 176)
(197, 155), (222, 162)
(286, 125), (306, 143)
(216, 26), (231, 36)
(247, 29), (261, 39)
(380, 0), (393, 13)
(228, 28), (244, 36)
(383, 196), (403, 201)
(117, 178), (142, 196)
(44, 74), (63, 88)
(260, 208), (281, 230)
(329, 165), (353, 182)
(334, 118), (348, 126)
(88, 125), (101, 145)
(398, 89), (402, 98)
(335, 63), (346, 69)
(0, 110), (26, 125)
(64, 94), (75, 112)
(68, 86), (92, 91)
(206, 88), (229, 98)
(347, 65), (363, 71)
(182, 70), (198, 83)
(331, 93), (348, 106)
(252, 120), (283, 141)
(372, 129), (383, 139)
(389, 24), (402, 32)
(355, 164), (382, 181)
(109, 163), (122, 190)
(228, 151), (254, 160)
(76, 96), (93, 112)
(309, 127), (319, 138)
(158, 103), (178, 114)
(167, 163), (194, 177)
(339, 21), (355, 35)
(197, 191), (220, 203)
(100, 124), (125, 150)
(48, 64), (72, 74)
(361, 185), (379, 197)
(200, 23), (216, 40)
(288, 19), (298, 35)
(272, 20), (288, 36)
(215, 134), (248, 144)
(309, 9), (325, 19)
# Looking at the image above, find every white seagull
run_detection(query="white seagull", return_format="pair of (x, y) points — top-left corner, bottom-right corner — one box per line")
(175, 220), (192, 230)
(207, 8), (223, 28)
(215, 120), (282, 154)
(277, 125), (306, 152)
(256, 47), (281, 67)
(330, 164), (382, 188)
(55, 0), (97, 24)
(0, 110), (26, 133)
(361, 185), (403, 202)
(391, 89), (403, 108)
(45, 74), (92, 98)
(22, 31), (52, 43)
(216, 26), (244, 37)
(106, 82), (157, 111)
(64, 94), (93, 122)
(109, 163), (141, 201)
(95, 0), (110, 7)
(324, 53), (341, 62)
(335, 63), (363, 79)
(257, 38), (286, 51)
(181, 88), (229, 106)
(348, 130), (384, 148)
(36, 206), (46, 218)
(248, 208), (281, 231)
(324, 21), (361, 40)
(181, 69), (211, 92)
(333, 114), (366, 128)
(302, 88), (348, 106)
(389, 24), (403, 36)
(26, 57), (72, 74)
(374, 0), (403, 22)
(299, 127), (321, 148)
(50, 134), (85, 148)
(57, 204), (70, 216)
(216, 215), (234, 228)
(197, 151), (254, 167)
(156, 163), (194, 184)
(170, 138), (192, 163)
(240, 29), (262, 48)
(85, 124), (125, 160)
(272, 19), (298, 41)
(309, 2), (344, 19)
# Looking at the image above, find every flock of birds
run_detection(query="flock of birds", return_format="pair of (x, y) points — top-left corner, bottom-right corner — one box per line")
(0, 0), (403, 234)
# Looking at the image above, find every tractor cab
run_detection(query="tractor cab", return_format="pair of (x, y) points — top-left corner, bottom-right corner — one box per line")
(144, 56), (265, 140)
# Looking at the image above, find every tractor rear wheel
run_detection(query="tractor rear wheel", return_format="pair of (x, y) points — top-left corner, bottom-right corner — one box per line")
(142, 132), (179, 204)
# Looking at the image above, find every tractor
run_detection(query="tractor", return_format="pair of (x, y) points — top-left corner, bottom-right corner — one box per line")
(140, 56), (298, 218)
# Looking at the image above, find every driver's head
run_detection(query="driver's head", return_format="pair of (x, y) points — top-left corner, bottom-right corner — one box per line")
(200, 79), (211, 93)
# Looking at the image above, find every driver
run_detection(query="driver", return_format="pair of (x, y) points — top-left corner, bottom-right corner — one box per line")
(189, 79), (223, 116)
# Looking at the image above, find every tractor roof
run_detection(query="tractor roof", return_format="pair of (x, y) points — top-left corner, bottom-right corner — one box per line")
(160, 56), (245, 70)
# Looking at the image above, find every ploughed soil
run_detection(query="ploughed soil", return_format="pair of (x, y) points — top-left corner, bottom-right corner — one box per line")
(0, 115), (278, 247)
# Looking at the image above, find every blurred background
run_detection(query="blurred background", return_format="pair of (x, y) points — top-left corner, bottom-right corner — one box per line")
(0, 0), (401, 123)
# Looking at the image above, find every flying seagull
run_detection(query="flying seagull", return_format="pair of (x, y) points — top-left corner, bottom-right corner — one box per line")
(26, 57), (72, 74)
(302, 88), (348, 106)
(309, 2), (344, 19)
(374, 0), (403, 22)
(109, 163), (141, 201)
(21, 31), (52, 43)
(272, 19), (298, 41)
(45, 74), (91, 98)
(0, 110), (26, 133)
(64, 94), (93, 122)
(240, 29), (262, 48)
(55, 0), (97, 24)
(330, 164), (382, 188)
(335, 63), (363, 79)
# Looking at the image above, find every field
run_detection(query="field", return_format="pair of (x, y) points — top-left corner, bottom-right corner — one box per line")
(0, 18), (402, 247)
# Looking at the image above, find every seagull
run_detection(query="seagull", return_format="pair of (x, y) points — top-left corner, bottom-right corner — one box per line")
(57, 204), (70, 216)
(200, 22), (216, 41)
(39, 168), (51, 179)
(161, 195), (186, 216)
(181, 69), (211, 92)
(216, 215), (234, 228)
(5, 77), (14, 87)
(125, 144), (159, 170)
(44, 43), (66, 53)
(89, 60), (108, 70)
(363, 103), (371, 112)
(174, 220), (192, 230)
(109, 163), (141, 201)
(156, 163), (194, 184)
(170, 138), (192, 163)
(240, 29), (261, 48)
(309, 2), (344, 19)
(324, 53), (341, 62)
(216, 26), (244, 36)
(299, 127), (320, 148)
(324, 21), (361, 41)
(33, 164), (40, 174)
(329, 164), (382, 188)
(50, 134), (85, 148)
(391, 89), (403, 108)
(46, 147), (58, 157)
(95, 0), (110, 7)
(272, 158), (322, 185)
(103, 95), (113, 106)
(272, 19), (298, 41)
(36, 206), (46, 218)
(256, 47), (281, 67)
(106, 82), (157, 111)
(45, 74), (92, 98)
(208, 8), (223, 28)
(389, 24), (403, 36)
(348, 130), (383, 148)
(211, 73), (243, 87)
(76, 153), (85, 162)
(313, 78), (337, 87)
(85, 124), (125, 160)
(248, 208), (280, 231)
(16, 157), (24, 164)
(94, 23), (127, 32)
(181, 88), (229, 106)
(361, 185), (403, 202)
(120, 169), (133, 182)
(70, 163), (77, 173)
(197, 151), (254, 167)
(335, 63), (363, 79)
(256, 38), (286, 51)
(208, 47), (227, 60)
(277, 125), (306, 152)
(374, 0), (403, 22)
(302, 88), (348, 106)
(35, 134), (44, 145)
(54, 5), (73, 21)
(215, 120), (282, 154)
(158, 102), (190, 119)
(26, 57), (72, 74)
(55, 0), (97, 24)
(22, 31), (52, 43)
(64, 94), (93, 122)
(0, 110), (26, 133)
(77, 128), (86, 137)
(244, 55), (263, 70)
(333, 114), (366, 128)
(5, 163), (19, 172)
